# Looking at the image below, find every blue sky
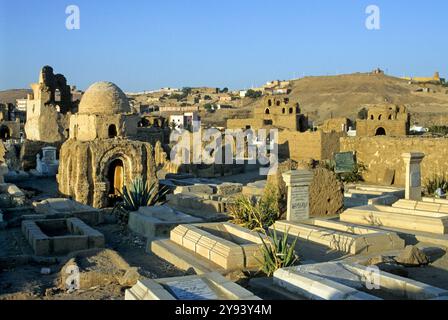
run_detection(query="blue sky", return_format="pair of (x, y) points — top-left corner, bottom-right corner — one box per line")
(0, 0), (447, 91)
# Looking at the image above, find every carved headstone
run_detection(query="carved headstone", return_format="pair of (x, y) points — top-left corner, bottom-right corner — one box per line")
(282, 170), (314, 222)
(402, 153), (425, 201)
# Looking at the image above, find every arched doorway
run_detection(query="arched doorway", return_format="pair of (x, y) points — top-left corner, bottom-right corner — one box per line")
(107, 159), (124, 196)
(375, 127), (386, 136)
(108, 124), (117, 138)
(0, 126), (11, 141)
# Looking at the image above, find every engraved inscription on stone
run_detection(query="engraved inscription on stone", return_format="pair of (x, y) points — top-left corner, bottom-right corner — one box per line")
(165, 278), (218, 300)
(290, 187), (309, 221)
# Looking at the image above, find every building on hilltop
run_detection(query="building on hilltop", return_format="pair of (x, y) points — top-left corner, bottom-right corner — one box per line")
(356, 104), (410, 137)
(401, 72), (444, 85)
(58, 81), (158, 208)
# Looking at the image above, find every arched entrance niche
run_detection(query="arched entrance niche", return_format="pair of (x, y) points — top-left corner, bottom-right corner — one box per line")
(375, 127), (386, 136)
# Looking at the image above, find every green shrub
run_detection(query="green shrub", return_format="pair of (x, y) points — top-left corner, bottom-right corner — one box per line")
(428, 126), (448, 136)
(245, 89), (263, 99)
(114, 176), (169, 224)
(229, 193), (280, 232)
(424, 175), (448, 197)
(257, 227), (299, 277)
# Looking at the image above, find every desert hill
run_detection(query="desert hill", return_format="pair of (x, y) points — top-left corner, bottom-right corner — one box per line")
(207, 73), (448, 127)
(0, 89), (31, 104)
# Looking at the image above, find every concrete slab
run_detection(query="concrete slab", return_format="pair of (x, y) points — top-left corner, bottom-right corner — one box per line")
(33, 198), (103, 225)
(344, 184), (405, 208)
(272, 219), (404, 254)
(125, 272), (260, 300)
(340, 204), (448, 235)
(128, 205), (202, 239)
(151, 222), (269, 273)
(274, 261), (448, 300)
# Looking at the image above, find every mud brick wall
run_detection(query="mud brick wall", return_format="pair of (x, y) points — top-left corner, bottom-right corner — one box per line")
(278, 130), (343, 161)
(340, 136), (448, 186)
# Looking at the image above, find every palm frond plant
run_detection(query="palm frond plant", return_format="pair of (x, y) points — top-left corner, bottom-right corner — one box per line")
(257, 226), (299, 277)
(113, 176), (169, 225)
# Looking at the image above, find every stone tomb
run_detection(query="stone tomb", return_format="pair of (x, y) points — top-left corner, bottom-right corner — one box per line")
(344, 184), (405, 208)
(274, 219), (404, 254)
(340, 152), (448, 242)
(151, 223), (269, 274)
(166, 193), (230, 222)
(126, 272), (260, 300)
(272, 170), (404, 254)
(128, 205), (202, 239)
(32, 198), (103, 225)
(273, 262), (448, 300)
(22, 218), (105, 256)
(392, 198), (448, 214)
(340, 204), (448, 235)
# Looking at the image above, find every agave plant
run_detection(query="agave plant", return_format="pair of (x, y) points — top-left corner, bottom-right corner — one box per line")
(257, 226), (299, 277)
(114, 176), (169, 224)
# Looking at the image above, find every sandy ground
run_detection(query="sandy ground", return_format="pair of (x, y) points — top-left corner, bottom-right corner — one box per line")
(0, 224), (186, 300)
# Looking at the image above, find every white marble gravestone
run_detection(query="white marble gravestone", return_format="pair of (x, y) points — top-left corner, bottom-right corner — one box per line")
(36, 147), (59, 176)
(402, 153), (425, 201)
(282, 170), (314, 222)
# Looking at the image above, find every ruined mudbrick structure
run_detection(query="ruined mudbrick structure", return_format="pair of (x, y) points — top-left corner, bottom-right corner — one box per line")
(24, 66), (76, 143)
(227, 95), (308, 131)
(356, 104), (410, 137)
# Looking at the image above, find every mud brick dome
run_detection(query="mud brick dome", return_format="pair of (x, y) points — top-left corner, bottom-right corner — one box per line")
(78, 81), (131, 115)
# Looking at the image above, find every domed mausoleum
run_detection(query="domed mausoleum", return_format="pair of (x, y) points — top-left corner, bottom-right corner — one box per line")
(69, 81), (139, 141)
(58, 81), (157, 208)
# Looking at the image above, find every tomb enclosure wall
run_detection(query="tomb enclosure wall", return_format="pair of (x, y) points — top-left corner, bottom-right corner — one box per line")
(340, 136), (448, 186)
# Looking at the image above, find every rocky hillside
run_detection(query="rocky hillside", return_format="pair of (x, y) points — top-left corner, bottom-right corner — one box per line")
(0, 89), (31, 104)
(210, 73), (448, 127)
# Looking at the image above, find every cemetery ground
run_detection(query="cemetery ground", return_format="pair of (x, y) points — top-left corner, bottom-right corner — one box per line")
(0, 223), (185, 300)
(3, 218), (448, 300)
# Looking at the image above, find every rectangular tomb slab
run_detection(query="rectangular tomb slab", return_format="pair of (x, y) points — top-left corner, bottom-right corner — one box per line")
(32, 198), (103, 225)
(128, 205), (202, 239)
(272, 219), (404, 255)
(125, 272), (260, 300)
(340, 204), (448, 235)
(22, 218), (105, 256)
(344, 184), (405, 208)
(393, 199), (448, 214)
(151, 222), (269, 273)
(274, 262), (448, 300)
